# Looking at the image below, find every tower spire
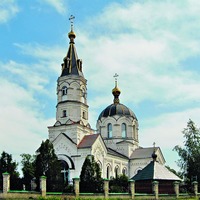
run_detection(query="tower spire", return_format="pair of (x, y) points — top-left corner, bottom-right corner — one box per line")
(112, 73), (121, 104)
(61, 16), (84, 77)
(68, 15), (76, 44)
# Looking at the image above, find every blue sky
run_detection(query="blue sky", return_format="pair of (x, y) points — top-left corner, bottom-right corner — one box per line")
(1, 0), (200, 174)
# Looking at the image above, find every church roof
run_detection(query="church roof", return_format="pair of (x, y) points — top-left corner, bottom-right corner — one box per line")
(132, 160), (181, 181)
(61, 27), (84, 77)
(130, 147), (159, 159)
(77, 134), (99, 148)
(107, 148), (129, 159)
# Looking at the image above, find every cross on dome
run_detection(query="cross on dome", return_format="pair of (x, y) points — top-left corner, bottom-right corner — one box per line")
(68, 15), (76, 42)
(112, 73), (121, 104)
(152, 142), (157, 161)
(69, 15), (75, 31)
(113, 73), (119, 87)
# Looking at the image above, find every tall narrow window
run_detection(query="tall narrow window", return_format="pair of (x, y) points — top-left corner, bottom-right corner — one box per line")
(97, 162), (102, 174)
(62, 86), (67, 96)
(62, 86), (68, 101)
(82, 111), (87, 119)
(115, 166), (119, 178)
(122, 123), (127, 138)
(107, 123), (112, 138)
(122, 168), (127, 176)
(107, 166), (110, 179)
(63, 110), (66, 117)
(81, 89), (87, 103)
(133, 125), (136, 139)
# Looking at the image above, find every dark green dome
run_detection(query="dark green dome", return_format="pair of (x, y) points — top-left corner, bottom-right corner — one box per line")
(98, 81), (137, 120)
(98, 103), (137, 120)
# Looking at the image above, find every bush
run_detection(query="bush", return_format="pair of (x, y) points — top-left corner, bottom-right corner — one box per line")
(109, 174), (129, 193)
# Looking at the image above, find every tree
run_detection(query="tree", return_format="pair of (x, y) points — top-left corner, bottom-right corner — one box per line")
(20, 154), (36, 190)
(109, 174), (129, 193)
(174, 119), (200, 187)
(0, 151), (21, 190)
(35, 139), (62, 191)
(80, 155), (103, 193)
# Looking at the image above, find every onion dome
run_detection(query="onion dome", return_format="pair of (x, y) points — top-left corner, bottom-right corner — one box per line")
(112, 85), (121, 104)
(68, 30), (76, 43)
(98, 103), (137, 120)
(152, 151), (157, 161)
(98, 78), (137, 120)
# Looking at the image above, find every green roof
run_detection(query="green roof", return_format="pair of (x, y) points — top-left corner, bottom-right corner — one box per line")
(132, 161), (181, 181)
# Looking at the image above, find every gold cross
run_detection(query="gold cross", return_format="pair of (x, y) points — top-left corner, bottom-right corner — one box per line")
(69, 15), (75, 31)
(113, 73), (119, 81)
(113, 73), (119, 87)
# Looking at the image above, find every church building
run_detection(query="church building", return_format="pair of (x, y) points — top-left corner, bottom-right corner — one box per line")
(48, 21), (166, 183)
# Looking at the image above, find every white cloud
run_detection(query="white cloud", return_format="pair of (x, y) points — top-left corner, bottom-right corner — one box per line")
(14, 43), (65, 73)
(139, 107), (200, 171)
(0, 78), (54, 167)
(0, 0), (19, 24)
(42, 0), (67, 14)
(2, 43), (66, 96)
(3, 60), (49, 93)
(74, 1), (200, 172)
(76, 0), (200, 109)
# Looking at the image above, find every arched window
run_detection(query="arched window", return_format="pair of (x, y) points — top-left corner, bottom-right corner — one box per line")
(107, 123), (112, 138)
(107, 165), (110, 179)
(122, 167), (127, 176)
(63, 110), (66, 117)
(62, 86), (68, 101)
(122, 123), (127, 138)
(115, 166), (119, 178)
(62, 86), (67, 96)
(60, 160), (69, 184)
(81, 89), (87, 103)
(97, 161), (102, 175)
(82, 111), (87, 119)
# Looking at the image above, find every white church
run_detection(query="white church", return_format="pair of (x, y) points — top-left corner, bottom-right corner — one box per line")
(48, 22), (166, 183)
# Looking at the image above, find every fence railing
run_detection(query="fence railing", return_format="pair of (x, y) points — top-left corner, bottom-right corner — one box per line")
(1, 172), (199, 199)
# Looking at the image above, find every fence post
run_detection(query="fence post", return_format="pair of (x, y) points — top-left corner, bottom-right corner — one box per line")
(152, 181), (159, 200)
(3, 172), (10, 194)
(192, 181), (198, 197)
(173, 181), (180, 198)
(104, 178), (109, 199)
(129, 179), (135, 199)
(40, 176), (46, 197)
(73, 178), (80, 197)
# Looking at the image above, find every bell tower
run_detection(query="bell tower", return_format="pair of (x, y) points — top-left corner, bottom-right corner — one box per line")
(56, 16), (88, 126)
(48, 16), (92, 145)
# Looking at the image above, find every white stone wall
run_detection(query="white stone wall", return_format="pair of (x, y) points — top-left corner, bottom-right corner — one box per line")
(48, 123), (93, 145)
(103, 155), (129, 179)
(56, 75), (88, 125)
(96, 115), (139, 157)
(97, 116), (138, 141)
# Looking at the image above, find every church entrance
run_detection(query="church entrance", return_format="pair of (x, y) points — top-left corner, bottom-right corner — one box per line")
(60, 160), (69, 186)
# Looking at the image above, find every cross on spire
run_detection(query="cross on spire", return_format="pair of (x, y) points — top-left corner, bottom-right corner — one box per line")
(69, 15), (75, 31)
(113, 73), (119, 87)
